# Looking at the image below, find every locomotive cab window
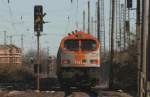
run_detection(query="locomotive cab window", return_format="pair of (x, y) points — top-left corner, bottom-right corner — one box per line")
(64, 39), (97, 51)
(81, 40), (97, 51)
(64, 40), (79, 51)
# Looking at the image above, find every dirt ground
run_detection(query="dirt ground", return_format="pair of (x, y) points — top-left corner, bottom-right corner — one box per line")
(0, 90), (134, 97)
(0, 91), (64, 97)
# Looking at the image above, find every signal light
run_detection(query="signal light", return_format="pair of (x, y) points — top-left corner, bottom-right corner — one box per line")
(34, 5), (43, 32)
(90, 59), (98, 64)
(82, 59), (86, 63)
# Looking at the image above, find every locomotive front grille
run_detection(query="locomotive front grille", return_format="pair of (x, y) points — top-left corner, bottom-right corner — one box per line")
(74, 60), (83, 65)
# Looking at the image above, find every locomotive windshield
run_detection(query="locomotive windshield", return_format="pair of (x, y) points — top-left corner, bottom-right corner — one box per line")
(81, 40), (97, 51)
(64, 40), (79, 51)
(64, 39), (97, 51)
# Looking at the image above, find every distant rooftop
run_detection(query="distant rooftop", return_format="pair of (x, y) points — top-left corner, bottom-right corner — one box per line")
(0, 44), (21, 49)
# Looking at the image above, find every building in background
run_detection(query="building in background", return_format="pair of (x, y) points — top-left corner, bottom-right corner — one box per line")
(47, 56), (57, 78)
(0, 44), (22, 67)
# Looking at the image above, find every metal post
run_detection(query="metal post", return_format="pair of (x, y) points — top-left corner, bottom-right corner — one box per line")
(109, 0), (112, 52)
(21, 34), (24, 51)
(144, 0), (149, 96)
(99, 0), (105, 55)
(4, 31), (7, 45)
(115, 0), (118, 51)
(124, 0), (127, 50)
(37, 31), (40, 91)
(119, 0), (122, 51)
(141, 0), (149, 96)
(147, 1), (150, 96)
(136, 0), (142, 96)
(9, 35), (12, 44)
(88, 1), (90, 34)
(127, 8), (130, 46)
(91, 17), (93, 33)
(97, 0), (100, 41)
(109, 0), (115, 88)
(83, 10), (85, 32)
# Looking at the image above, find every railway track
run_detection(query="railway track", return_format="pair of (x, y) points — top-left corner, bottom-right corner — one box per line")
(0, 89), (134, 97)
(65, 91), (133, 97)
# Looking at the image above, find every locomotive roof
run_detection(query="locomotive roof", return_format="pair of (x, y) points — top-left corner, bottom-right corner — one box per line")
(62, 31), (97, 40)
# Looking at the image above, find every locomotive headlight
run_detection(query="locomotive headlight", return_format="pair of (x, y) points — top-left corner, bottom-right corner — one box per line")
(90, 59), (98, 64)
(82, 59), (86, 63)
(62, 59), (70, 64)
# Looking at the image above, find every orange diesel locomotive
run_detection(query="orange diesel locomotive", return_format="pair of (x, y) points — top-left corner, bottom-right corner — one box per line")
(57, 31), (101, 88)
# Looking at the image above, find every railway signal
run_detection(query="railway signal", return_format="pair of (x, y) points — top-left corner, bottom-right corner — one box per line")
(34, 5), (47, 92)
(34, 5), (43, 32)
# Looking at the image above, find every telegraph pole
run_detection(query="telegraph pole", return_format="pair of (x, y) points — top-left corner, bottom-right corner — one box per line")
(36, 31), (40, 91)
(124, 0), (127, 49)
(136, 0), (142, 96)
(83, 10), (85, 32)
(91, 17), (94, 33)
(144, 0), (149, 97)
(147, 0), (150, 96)
(119, 0), (122, 51)
(109, 0), (115, 88)
(140, 0), (149, 96)
(88, 1), (90, 34)
(97, 0), (100, 41)
(4, 31), (7, 45)
(109, 0), (112, 52)
(21, 34), (24, 51)
(9, 35), (12, 44)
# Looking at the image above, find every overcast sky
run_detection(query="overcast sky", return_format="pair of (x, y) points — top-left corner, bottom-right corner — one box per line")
(0, 0), (127, 56)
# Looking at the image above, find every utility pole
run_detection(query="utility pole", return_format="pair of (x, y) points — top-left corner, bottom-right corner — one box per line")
(88, 1), (90, 34)
(83, 10), (85, 32)
(21, 34), (24, 51)
(97, 0), (101, 70)
(124, 0), (127, 50)
(97, 0), (100, 41)
(109, 0), (112, 52)
(120, 4), (124, 51)
(47, 47), (49, 77)
(136, 0), (142, 96)
(9, 35), (13, 44)
(147, 0), (150, 96)
(110, 0), (115, 88)
(99, 0), (105, 55)
(119, 0), (122, 51)
(91, 17), (94, 33)
(4, 31), (7, 45)
(116, 0), (121, 51)
(127, 8), (130, 46)
(37, 31), (40, 91)
(140, 0), (149, 96)
(115, 0), (118, 51)
(143, 0), (149, 96)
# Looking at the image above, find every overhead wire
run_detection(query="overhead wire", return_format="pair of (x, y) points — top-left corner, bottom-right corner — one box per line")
(67, 0), (79, 31)
(64, 0), (73, 33)
(75, 0), (79, 30)
(0, 0), (11, 30)
(1, 0), (25, 46)
(1, 0), (18, 35)
(8, 2), (18, 34)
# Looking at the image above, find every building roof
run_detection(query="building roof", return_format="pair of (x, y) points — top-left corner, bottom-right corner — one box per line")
(0, 44), (21, 49)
